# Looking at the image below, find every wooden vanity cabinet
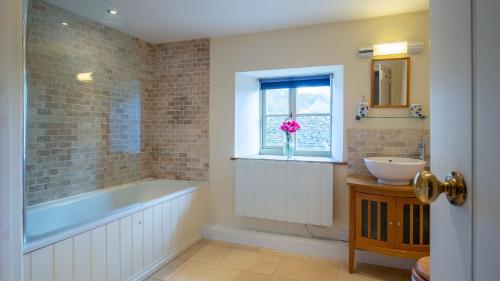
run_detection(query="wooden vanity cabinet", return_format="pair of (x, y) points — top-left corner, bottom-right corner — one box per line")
(348, 176), (430, 273)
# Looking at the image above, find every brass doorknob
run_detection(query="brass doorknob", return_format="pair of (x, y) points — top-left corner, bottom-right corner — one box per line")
(413, 171), (467, 206)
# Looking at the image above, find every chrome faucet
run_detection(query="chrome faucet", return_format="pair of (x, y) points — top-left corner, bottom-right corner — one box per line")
(418, 141), (425, 161)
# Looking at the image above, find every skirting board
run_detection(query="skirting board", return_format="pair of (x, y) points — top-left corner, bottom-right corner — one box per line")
(202, 224), (416, 270)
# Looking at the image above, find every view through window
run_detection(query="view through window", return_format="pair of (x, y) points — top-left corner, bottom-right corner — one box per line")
(261, 75), (332, 156)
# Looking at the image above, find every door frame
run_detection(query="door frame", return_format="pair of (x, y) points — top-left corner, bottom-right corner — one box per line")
(0, 0), (25, 280)
(471, 0), (500, 279)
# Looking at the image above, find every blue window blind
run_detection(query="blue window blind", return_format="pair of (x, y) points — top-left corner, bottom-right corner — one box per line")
(260, 75), (331, 90)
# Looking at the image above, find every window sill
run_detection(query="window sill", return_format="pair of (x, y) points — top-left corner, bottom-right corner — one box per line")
(230, 155), (347, 165)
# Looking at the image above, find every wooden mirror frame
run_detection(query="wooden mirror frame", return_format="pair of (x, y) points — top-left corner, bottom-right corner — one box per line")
(371, 57), (410, 108)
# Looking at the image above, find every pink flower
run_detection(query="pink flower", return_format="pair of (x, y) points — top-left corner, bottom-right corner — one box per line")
(279, 119), (301, 133)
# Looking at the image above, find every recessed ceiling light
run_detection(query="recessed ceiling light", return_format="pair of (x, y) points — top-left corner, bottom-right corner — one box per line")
(107, 9), (119, 15)
(61, 22), (69, 26)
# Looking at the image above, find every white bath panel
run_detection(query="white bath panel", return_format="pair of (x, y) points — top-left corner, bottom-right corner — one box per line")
(74, 232), (91, 281)
(120, 216), (133, 280)
(143, 207), (154, 266)
(23, 185), (209, 281)
(162, 200), (172, 254)
(153, 204), (163, 260)
(23, 254), (31, 281)
(178, 194), (188, 246)
(179, 195), (186, 234)
(107, 220), (121, 281)
(54, 238), (73, 281)
(235, 159), (334, 226)
(170, 197), (180, 249)
(186, 192), (197, 241)
(132, 211), (144, 275)
(31, 245), (53, 281)
(91, 225), (107, 281)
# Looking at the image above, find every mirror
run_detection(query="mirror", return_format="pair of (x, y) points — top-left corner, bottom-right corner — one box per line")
(371, 57), (410, 108)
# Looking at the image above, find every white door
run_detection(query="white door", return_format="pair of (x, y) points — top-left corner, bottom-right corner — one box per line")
(430, 0), (500, 280)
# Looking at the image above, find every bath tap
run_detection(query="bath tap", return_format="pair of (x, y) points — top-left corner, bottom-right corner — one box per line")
(418, 141), (425, 161)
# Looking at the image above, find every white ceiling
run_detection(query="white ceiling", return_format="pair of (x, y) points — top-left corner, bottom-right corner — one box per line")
(45, 0), (130, 32)
(45, 0), (428, 44)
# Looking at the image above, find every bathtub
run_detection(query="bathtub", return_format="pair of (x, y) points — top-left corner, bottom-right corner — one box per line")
(23, 179), (208, 281)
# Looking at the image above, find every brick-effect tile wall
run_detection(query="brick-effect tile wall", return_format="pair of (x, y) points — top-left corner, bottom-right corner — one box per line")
(140, 36), (156, 180)
(26, 0), (153, 205)
(347, 128), (430, 176)
(143, 39), (210, 181)
(26, 1), (209, 205)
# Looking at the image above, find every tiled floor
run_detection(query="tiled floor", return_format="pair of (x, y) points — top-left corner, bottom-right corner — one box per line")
(147, 240), (411, 281)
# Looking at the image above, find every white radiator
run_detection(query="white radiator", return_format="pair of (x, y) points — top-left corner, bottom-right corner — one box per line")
(235, 159), (333, 226)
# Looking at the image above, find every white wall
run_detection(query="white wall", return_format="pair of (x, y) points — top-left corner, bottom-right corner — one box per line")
(0, 0), (24, 279)
(234, 74), (261, 157)
(209, 12), (429, 239)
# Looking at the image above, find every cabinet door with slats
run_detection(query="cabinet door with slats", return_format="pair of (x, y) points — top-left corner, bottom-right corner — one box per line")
(395, 197), (430, 252)
(355, 193), (395, 249)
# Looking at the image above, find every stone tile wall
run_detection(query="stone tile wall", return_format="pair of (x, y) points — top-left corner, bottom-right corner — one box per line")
(143, 39), (210, 181)
(140, 36), (156, 180)
(25, 0), (209, 205)
(347, 128), (430, 176)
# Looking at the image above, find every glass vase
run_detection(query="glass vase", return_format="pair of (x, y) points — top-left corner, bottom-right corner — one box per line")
(283, 132), (295, 159)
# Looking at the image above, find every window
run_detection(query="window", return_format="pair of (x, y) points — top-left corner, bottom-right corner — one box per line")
(234, 66), (343, 160)
(260, 75), (332, 157)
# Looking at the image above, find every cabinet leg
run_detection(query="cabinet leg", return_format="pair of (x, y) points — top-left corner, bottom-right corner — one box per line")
(349, 188), (356, 273)
(349, 239), (355, 273)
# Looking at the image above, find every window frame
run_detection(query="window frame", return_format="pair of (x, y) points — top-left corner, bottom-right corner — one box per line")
(260, 75), (333, 157)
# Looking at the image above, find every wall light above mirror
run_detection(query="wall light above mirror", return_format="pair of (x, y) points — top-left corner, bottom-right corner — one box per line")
(373, 42), (407, 56)
(371, 57), (410, 108)
(358, 41), (423, 58)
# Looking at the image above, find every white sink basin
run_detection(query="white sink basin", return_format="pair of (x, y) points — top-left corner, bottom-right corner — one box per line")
(364, 157), (426, 185)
